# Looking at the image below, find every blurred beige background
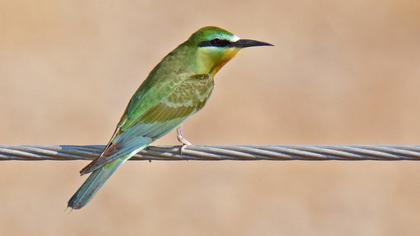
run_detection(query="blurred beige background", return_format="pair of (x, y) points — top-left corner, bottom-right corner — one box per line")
(1, 0), (420, 235)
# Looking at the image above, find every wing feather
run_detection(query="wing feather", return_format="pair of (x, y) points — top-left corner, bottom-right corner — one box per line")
(80, 74), (214, 174)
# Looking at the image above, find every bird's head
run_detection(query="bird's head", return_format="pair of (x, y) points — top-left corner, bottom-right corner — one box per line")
(187, 26), (273, 76)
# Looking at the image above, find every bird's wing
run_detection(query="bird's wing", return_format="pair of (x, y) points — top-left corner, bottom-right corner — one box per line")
(80, 74), (214, 175)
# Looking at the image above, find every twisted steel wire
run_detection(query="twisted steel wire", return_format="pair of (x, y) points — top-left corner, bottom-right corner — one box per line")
(1, 145), (420, 161)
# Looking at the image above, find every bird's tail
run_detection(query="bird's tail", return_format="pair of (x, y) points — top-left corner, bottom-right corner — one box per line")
(67, 158), (125, 209)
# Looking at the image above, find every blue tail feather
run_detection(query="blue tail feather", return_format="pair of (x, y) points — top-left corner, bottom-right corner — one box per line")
(68, 159), (124, 209)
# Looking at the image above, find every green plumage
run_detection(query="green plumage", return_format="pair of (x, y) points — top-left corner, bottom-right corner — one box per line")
(68, 26), (271, 209)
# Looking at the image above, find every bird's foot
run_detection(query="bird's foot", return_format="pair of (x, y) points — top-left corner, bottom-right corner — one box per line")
(178, 144), (191, 157)
(177, 127), (192, 156)
(176, 127), (192, 146)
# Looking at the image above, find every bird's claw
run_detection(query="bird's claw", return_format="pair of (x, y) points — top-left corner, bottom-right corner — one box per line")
(178, 143), (191, 157)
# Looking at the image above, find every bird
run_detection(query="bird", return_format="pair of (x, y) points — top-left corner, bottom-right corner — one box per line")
(68, 26), (272, 209)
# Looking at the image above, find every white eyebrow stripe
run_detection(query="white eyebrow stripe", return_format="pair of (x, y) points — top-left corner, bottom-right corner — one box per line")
(232, 35), (240, 42)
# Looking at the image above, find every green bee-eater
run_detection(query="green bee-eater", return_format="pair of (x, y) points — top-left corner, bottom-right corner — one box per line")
(68, 26), (272, 209)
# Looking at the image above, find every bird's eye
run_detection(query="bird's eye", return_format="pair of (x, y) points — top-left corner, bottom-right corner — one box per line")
(198, 38), (232, 47)
(209, 39), (231, 47)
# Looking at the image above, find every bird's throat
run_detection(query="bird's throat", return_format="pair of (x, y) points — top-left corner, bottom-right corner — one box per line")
(197, 48), (239, 76)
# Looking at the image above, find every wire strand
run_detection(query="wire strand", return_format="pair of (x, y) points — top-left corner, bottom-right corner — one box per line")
(1, 145), (420, 161)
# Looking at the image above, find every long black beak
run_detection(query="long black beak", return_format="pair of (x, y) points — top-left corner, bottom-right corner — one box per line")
(231, 39), (273, 48)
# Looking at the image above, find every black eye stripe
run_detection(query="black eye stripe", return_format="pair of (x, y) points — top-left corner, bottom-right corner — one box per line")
(210, 39), (231, 47)
(199, 38), (232, 47)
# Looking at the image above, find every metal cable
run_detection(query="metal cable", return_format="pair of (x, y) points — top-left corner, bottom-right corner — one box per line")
(1, 145), (420, 161)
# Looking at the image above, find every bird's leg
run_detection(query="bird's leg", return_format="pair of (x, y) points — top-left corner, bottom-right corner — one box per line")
(176, 127), (192, 155)
(177, 127), (192, 145)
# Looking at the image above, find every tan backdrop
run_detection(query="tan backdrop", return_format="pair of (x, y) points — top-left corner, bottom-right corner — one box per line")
(1, 0), (420, 235)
